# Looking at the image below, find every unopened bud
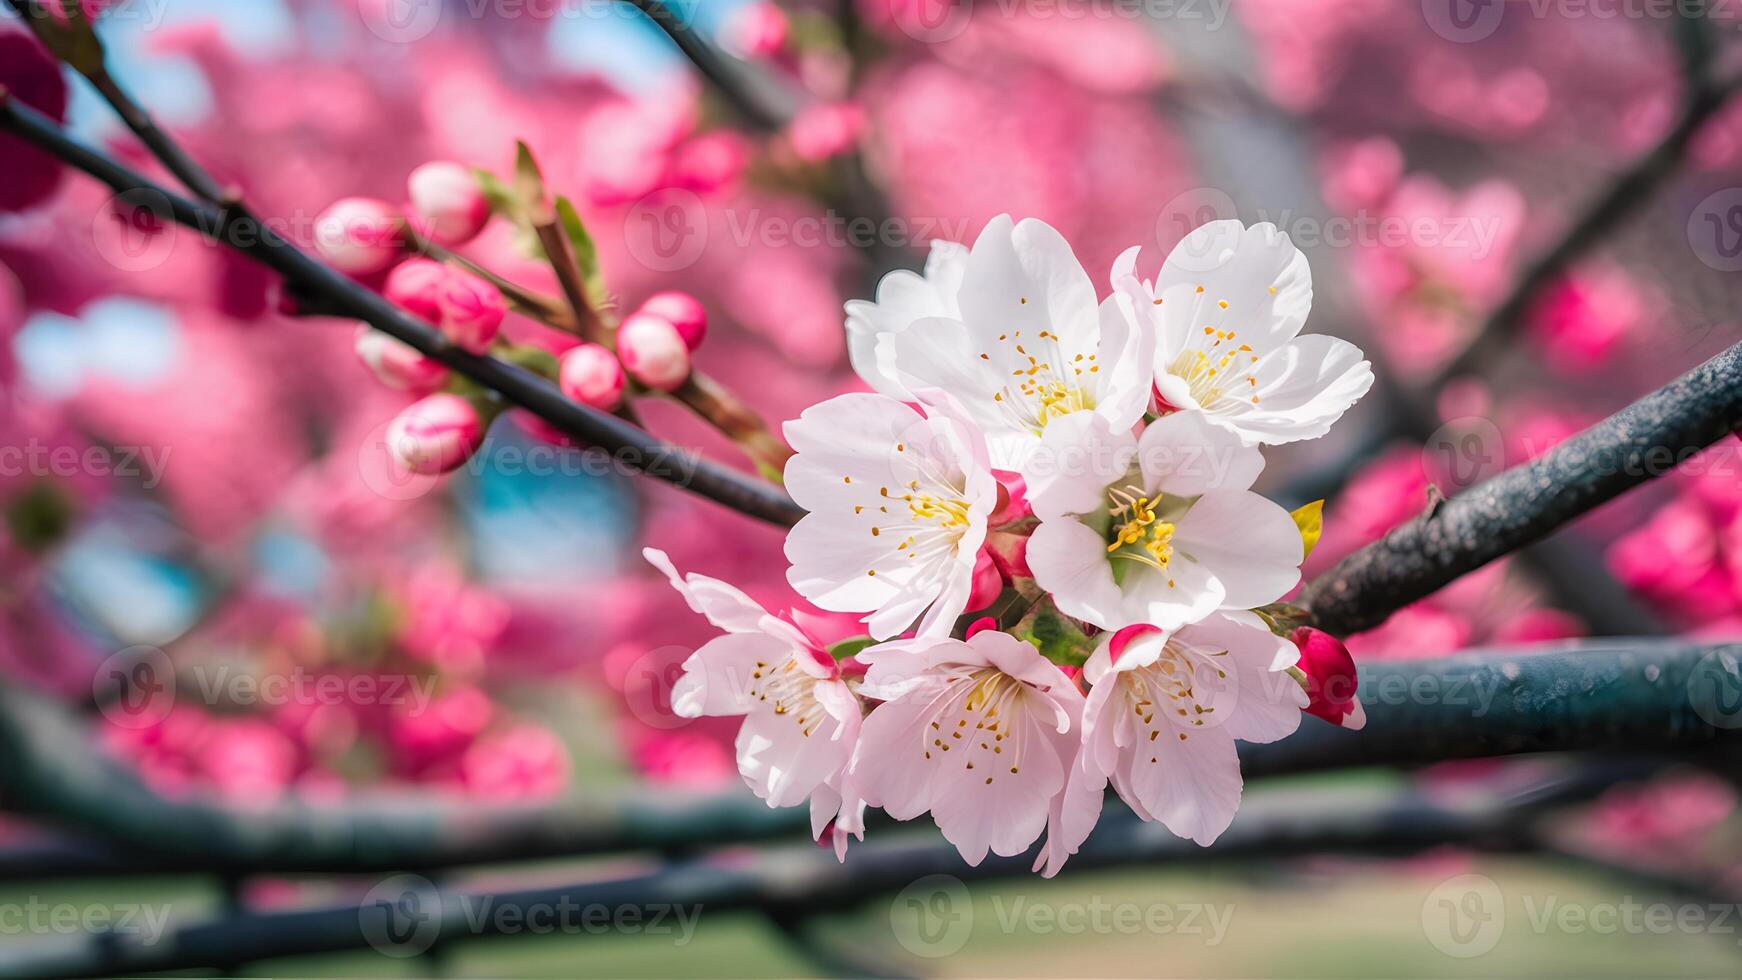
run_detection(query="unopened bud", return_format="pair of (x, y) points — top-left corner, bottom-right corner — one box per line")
(558, 343), (626, 412)
(386, 393), (485, 475)
(407, 161), (491, 246)
(617, 313), (692, 392)
(354, 325), (448, 393)
(312, 197), (403, 276)
(385, 259), (505, 354)
(966, 548), (1003, 611)
(635, 290), (708, 351)
(1288, 626), (1366, 730)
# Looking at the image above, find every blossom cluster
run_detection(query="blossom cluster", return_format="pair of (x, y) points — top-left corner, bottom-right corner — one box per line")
(322, 165), (711, 474)
(655, 216), (1374, 872)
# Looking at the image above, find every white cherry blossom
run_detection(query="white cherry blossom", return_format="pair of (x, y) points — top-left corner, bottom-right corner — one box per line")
(1024, 410), (1303, 631)
(645, 548), (865, 858)
(784, 392), (998, 640)
(1131, 220), (1373, 446)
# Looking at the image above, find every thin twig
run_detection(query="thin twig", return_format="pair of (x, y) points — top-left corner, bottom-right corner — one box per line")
(0, 94), (805, 526)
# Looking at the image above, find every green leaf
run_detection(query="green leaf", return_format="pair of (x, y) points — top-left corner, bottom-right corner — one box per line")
(473, 168), (520, 220)
(555, 196), (606, 307)
(514, 141), (547, 214)
(827, 636), (877, 661)
(1252, 602), (1310, 638)
(1013, 598), (1097, 667)
(1291, 499), (1324, 560)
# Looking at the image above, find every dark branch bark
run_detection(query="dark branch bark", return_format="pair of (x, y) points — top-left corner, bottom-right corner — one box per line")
(0, 93), (805, 527)
(1301, 341), (1742, 635)
(0, 774), (1626, 977)
(2, 641), (1736, 875)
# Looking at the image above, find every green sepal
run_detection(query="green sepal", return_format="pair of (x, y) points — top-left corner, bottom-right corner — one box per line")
(1012, 597), (1097, 668)
(827, 636), (876, 662)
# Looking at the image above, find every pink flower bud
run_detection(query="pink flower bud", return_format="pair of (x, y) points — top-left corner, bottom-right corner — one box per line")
(384, 259), (505, 354)
(964, 616), (999, 640)
(617, 313), (692, 392)
(558, 343), (625, 412)
(723, 1), (789, 58)
(386, 393), (485, 475)
(991, 470), (1032, 525)
(1289, 627), (1366, 730)
(407, 161), (491, 245)
(635, 291), (708, 351)
(786, 103), (865, 162)
(354, 325), (448, 393)
(966, 548), (1003, 611)
(986, 529), (1032, 580)
(313, 197), (404, 276)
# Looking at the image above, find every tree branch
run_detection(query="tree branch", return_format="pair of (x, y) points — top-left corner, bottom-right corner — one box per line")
(1301, 341), (1742, 635)
(0, 92), (805, 527)
(2, 641), (1737, 875)
(0, 774), (1627, 977)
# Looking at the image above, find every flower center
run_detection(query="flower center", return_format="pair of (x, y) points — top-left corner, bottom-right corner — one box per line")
(923, 667), (1030, 784)
(1104, 486), (1186, 587)
(983, 329), (1098, 434)
(1123, 640), (1229, 755)
(750, 655), (829, 737)
(1163, 299), (1263, 410)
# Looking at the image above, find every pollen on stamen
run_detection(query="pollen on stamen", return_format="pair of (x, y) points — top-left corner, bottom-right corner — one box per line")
(842, 476), (851, 484)
(1195, 285), (1205, 293)
(1218, 300), (1229, 309)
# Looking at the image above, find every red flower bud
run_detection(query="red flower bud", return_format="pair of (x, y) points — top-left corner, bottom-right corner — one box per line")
(558, 343), (626, 412)
(1289, 626), (1365, 730)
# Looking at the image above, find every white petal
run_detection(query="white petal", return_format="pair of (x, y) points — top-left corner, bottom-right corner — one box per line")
(1234, 334), (1375, 445)
(670, 633), (788, 718)
(1022, 413), (1137, 521)
(844, 241), (967, 399)
(735, 704), (851, 808)
(1028, 519), (1127, 630)
(643, 548), (772, 634)
(1119, 724), (1242, 845)
(1173, 492), (1304, 609)
(1153, 220), (1312, 354)
(1136, 410), (1265, 496)
(1177, 612), (1304, 744)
